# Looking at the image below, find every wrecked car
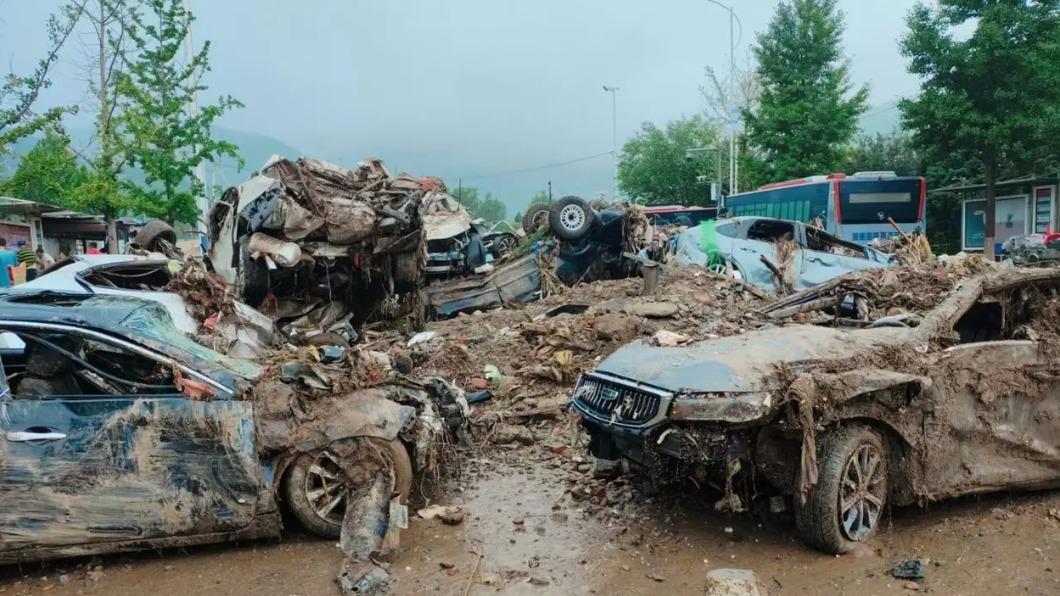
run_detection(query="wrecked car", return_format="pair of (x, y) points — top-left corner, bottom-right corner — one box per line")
(669, 216), (893, 292)
(572, 267), (1060, 554)
(544, 195), (650, 284)
(3, 254), (275, 358)
(423, 190), (520, 277)
(0, 294), (464, 564)
(208, 157), (426, 329)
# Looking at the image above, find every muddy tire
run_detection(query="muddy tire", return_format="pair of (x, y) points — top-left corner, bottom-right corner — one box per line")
(135, 219), (177, 251)
(522, 203), (550, 235)
(283, 438), (413, 538)
(490, 233), (518, 258)
(795, 425), (888, 554)
(549, 195), (595, 241)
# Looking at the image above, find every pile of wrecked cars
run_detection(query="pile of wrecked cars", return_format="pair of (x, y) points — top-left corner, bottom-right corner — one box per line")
(573, 265), (1060, 553)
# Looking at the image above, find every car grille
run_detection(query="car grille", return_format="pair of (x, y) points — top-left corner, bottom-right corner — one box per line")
(574, 375), (662, 425)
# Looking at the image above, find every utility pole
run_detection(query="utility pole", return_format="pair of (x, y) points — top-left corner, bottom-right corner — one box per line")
(706, 1), (740, 195)
(184, 0), (208, 231)
(603, 85), (619, 200)
(547, 180), (552, 203)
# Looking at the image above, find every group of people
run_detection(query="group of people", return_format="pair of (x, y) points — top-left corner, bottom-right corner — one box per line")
(0, 238), (57, 288)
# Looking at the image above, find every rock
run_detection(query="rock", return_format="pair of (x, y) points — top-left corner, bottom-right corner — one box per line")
(163, 565), (175, 572)
(625, 302), (678, 318)
(693, 291), (717, 306)
(440, 508), (466, 525)
(704, 568), (767, 596)
(527, 576), (550, 586)
(512, 515), (525, 525)
(653, 329), (689, 347)
(594, 313), (640, 341)
(469, 377), (489, 390)
(550, 512), (569, 524)
(58, 574), (70, 585)
(493, 423), (534, 446)
(392, 354), (414, 374)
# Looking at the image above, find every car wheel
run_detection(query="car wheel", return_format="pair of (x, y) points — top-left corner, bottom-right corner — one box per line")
(491, 233), (518, 258)
(795, 425), (888, 554)
(549, 196), (596, 241)
(135, 219), (177, 251)
(522, 203), (550, 235)
(283, 438), (413, 538)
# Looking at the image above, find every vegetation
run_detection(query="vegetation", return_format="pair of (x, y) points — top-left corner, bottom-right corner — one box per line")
(617, 115), (719, 205)
(900, 0), (1060, 256)
(450, 186), (507, 222)
(117, 0), (242, 225)
(1, 133), (88, 205)
(743, 0), (868, 186)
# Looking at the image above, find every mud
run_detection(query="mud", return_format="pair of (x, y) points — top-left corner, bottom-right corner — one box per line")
(0, 455), (1056, 595)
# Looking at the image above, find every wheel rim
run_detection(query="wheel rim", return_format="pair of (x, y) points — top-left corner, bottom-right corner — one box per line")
(558, 204), (586, 232)
(838, 443), (885, 541)
(495, 236), (516, 254)
(304, 451), (348, 525)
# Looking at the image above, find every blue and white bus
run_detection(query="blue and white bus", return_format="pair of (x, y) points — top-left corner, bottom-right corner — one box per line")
(723, 172), (927, 245)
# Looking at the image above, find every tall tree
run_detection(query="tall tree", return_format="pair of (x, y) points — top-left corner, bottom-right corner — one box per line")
(0, 2), (87, 151)
(743, 0), (868, 186)
(843, 131), (922, 177)
(74, 0), (133, 252)
(900, 0), (1060, 257)
(1, 132), (89, 205)
(118, 0), (242, 225)
(451, 186), (507, 222)
(618, 116), (719, 205)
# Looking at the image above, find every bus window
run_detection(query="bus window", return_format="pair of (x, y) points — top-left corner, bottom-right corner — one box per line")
(839, 178), (921, 224)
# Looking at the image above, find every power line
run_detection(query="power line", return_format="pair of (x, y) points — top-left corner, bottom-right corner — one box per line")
(462, 151), (612, 180)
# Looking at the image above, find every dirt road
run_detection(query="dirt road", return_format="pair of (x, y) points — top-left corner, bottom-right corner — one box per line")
(1, 447), (1057, 596)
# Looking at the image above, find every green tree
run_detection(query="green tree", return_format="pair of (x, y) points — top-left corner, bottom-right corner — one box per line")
(743, 0), (868, 186)
(900, 0), (1060, 257)
(617, 116), (719, 205)
(451, 186), (506, 222)
(117, 0), (242, 224)
(843, 131), (922, 177)
(1, 133), (89, 204)
(0, 2), (86, 151)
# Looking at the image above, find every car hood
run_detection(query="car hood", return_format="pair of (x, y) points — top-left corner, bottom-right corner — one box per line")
(595, 324), (911, 393)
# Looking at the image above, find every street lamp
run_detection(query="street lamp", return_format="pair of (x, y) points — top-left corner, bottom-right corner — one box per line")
(603, 85), (619, 200)
(704, 0), (742, 195)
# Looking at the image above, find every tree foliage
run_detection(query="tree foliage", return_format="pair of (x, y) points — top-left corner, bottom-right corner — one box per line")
(900, 0), (1060, 255)
(0, 2), (86, 151)
(1, 133), (88, 205)
(843, 131), (922, 177)
(743, 0), (868, 186)
(450, 186), (507, 223)
(117, 0), (242, 224)
(618, 116), (719, 205)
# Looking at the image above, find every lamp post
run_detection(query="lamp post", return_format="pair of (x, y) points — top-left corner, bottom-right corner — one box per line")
(603, 85), (619, 200)
(704, 0), (741, 195)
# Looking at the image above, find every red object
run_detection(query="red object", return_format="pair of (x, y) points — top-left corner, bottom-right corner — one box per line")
(86, 247), (102, 255)
(203, 312), (221, 330)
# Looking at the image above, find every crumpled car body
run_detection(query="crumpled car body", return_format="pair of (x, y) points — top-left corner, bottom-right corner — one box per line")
(207, 157), (425, 329)
(2, 254), (275, 358)
(669, 216), (893, 291)
(572, 268), (1060, 553)
(0, 294), (464, 564)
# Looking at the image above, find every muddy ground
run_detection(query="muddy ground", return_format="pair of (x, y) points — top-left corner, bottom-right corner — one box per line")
(0, 448), (1056, 596)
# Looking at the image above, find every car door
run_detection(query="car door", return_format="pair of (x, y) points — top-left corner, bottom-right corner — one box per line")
(0, 324), (264, 556)
(918, 294), (1060, 498)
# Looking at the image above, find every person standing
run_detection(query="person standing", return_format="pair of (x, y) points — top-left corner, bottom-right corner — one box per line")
(86, 242), (102, 255)
(16, 241), (38, 281)
(36, 246), (55, 273)
(0, 239), (17, 288)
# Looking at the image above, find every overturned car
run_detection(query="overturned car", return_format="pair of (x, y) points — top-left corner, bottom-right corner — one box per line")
(0, 293), (465, 564)
(573, 267), (1060, 554)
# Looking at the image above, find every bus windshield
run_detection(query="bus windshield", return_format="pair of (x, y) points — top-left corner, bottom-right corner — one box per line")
(838, 178), (922, 224)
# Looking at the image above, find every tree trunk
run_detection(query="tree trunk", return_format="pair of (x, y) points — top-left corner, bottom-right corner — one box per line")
(983, 150), (997, 260)
(106, 213), (118, 254)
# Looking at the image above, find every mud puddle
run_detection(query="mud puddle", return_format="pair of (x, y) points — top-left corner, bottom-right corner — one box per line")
(0, 454), (1056, 595)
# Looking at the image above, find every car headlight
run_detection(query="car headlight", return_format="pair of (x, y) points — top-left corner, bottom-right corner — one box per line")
(669, 392), (775, 423)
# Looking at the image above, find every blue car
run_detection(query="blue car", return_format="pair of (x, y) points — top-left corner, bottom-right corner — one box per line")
(0, 293), (461, 564)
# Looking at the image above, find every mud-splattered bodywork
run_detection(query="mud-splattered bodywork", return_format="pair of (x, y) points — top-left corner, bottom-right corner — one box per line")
(0, 296), (463, 565)
(574, 268), (1060, 504)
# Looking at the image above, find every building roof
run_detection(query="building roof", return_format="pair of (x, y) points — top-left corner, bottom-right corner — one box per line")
(0, 197), (65, 217)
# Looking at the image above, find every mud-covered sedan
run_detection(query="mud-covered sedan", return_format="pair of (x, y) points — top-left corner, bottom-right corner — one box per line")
(0, 293), (456, 563)
(573, 268), (1060, 554)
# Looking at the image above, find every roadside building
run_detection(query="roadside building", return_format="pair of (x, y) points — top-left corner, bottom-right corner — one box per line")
(932, 175), (1059, 254)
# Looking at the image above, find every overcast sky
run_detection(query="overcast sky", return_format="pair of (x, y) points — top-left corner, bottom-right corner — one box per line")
(1, 0), (924, 214)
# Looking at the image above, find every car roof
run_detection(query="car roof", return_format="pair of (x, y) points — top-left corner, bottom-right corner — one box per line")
(7, 254), (172, 296)
(0, 293), (150, 330)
